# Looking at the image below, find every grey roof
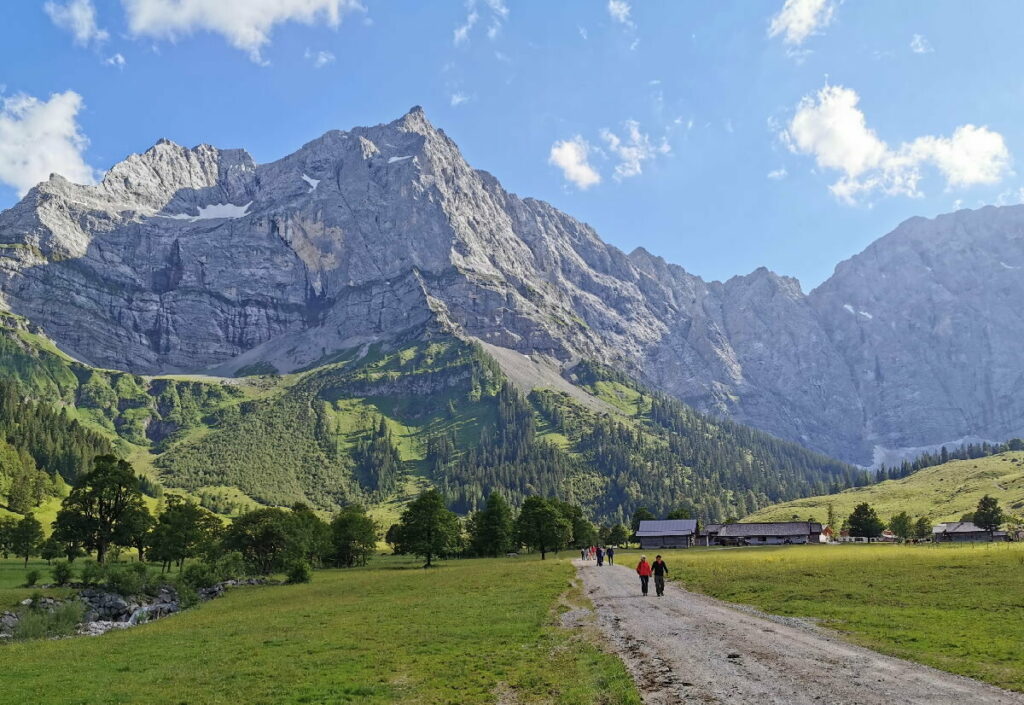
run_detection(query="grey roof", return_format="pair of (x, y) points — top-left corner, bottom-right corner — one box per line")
(704, 524), (723, 534)
(717, 522), (823, 537)
(636, 519), (698, 536)
(933, 521), (990, 534)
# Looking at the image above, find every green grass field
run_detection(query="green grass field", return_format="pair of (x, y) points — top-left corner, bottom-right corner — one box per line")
(747, 451), (1024, 523)
(648, 543), (1024, 692)
(0, 555), (639, 705)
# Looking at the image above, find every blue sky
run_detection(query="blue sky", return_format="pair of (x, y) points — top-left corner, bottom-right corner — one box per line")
(2, 1), (1023, 288)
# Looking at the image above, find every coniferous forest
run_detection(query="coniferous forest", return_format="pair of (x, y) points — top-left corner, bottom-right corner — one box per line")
(0, 319), (875, 524)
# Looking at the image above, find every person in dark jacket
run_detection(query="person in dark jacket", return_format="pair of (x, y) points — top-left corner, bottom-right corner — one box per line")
(652, 555), (668, 596)
(596, 546), (605, 566)
(636, 556), (652, 595)
(606, 546), (615, 565)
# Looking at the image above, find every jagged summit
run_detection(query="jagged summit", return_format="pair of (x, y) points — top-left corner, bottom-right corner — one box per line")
(2, 113), (1024, 465)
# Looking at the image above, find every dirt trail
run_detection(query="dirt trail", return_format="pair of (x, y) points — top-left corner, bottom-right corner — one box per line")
(576, 560), (1024, 705)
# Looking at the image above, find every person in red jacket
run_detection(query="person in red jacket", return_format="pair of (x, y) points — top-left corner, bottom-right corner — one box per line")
(636, 555), (652, 596)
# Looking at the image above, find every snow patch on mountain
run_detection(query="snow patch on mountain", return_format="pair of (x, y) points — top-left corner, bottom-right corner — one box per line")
(166, 202), (253, 221)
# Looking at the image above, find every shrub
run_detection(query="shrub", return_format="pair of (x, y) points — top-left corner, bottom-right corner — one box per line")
(175, 584), (200, 610)
(79, 560), (106, 586)
(285, 560), (312, 585)
(51, 560), (73, 587)
(24, 570), (40, 587)
(212, 551), (247, 582)
(105, 566), (146, 596)
(12, 602), (84, 641)
(180, 562), (219, 590)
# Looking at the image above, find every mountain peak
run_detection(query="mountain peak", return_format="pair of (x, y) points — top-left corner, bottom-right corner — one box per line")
(390, 104), (436, 135)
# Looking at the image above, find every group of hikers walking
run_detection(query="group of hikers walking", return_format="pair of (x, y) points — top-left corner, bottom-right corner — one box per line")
(580, 545), (615, 566)
(581, 548), (670, 597)
(635, 554), (668, 596)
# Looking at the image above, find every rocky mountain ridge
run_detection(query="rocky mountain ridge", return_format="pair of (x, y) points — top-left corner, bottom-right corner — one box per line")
(1, 106), (1022, 465)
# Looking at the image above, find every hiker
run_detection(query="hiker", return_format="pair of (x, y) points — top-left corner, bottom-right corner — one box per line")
(652, 555), (669, 596)
(636, 555), (652, 596)
(596, 546), (605, 566)
(606, 546), (615, 565)
(580, 547), (587, 561)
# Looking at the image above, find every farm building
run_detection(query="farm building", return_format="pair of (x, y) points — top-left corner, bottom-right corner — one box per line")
(636, 519), (698, 549)
(932, 521), (1007, 542)
(715, 521), (823, 546)
(700, 524), (723, 546)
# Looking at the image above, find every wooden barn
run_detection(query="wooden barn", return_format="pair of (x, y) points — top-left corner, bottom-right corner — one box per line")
(932, 521), (1007, 542)
(714, 521), (823, 546)
(635, 519), (698, 549)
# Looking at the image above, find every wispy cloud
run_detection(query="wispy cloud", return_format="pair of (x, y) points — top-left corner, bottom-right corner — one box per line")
(453, 0), (508, 46)
(44, 0), (108, 46)
(910, 34), (933, 54)
(768, 0), (834, 46)
(304, 48), (335, 68)
(767, 168), (788, 180)
(104, 53), (126, 68)
(784, 83), (1012, 203)
(601, 120), (670, 180)
(607, 0), (634, 28)
(450, 92), (469, 107)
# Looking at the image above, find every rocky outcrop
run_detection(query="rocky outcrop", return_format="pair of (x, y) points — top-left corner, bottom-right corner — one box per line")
(1, 108), (1023, 464)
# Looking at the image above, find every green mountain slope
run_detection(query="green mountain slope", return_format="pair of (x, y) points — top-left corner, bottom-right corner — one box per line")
(747, 451), (1024, 524)
(0, 315), (865, 523)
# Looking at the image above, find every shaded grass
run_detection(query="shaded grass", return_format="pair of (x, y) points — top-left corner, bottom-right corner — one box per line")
(0, 555), (639, 705)
(654, 543), (1024, 692)
(0, 559), (75, 610)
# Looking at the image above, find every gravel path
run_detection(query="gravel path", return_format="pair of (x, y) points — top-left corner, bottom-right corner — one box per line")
(576, 560), (1024, 705)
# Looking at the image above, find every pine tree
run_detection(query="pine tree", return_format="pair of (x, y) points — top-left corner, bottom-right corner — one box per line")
(468, 491), (516, 557)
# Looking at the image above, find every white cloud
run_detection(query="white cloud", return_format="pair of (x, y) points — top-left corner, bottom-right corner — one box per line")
(785, 83), (1011, 203)
(0, 91), (97, 196)
(910, 34), (933, 54)
(768, 0), (834, 46)
(44, 0), (109, 46)
(104, 53), (127, 68)
(121, 0), (363, 63)
(453, 8), (478, 45)
(767, 168), (788, 180)
(304, 48), (335, 68)
(450, 92), (469, 107)
(607, 0), (633, 27)
(549, 136), (601, 190)
(600, 120), (670, 180)
(578, 26), (588, 40)
(453, 0), (507, 46)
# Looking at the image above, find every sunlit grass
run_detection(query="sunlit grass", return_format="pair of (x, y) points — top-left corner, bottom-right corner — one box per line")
(0, 555), (639, 705)
(649, 543), (1024, 692)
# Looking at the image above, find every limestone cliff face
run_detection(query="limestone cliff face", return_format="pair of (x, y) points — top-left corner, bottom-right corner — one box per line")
(1, 107), (1022, 464)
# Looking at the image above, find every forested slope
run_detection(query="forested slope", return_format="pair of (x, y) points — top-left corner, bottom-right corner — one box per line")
(0, 313), (864, 523)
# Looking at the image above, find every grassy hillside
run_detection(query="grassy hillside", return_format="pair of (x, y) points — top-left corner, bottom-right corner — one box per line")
(656, 543), (1024, 692)
(0, 555), (639, 705)
(0, 315), (864, 523)
(747, 451), (1024, 523)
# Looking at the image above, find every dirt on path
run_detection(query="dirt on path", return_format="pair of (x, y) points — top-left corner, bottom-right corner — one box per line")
(576, 559), (1024, 705)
